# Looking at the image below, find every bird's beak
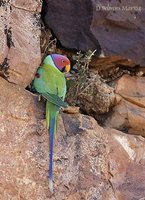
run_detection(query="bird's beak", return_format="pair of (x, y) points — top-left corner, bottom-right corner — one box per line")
(65, 64), (71, 72)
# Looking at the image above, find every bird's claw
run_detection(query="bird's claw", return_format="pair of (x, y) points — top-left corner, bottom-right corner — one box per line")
(38, 95), (41, 101)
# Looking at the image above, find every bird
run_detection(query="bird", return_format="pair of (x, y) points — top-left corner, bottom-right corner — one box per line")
(33, 54), (70, 193)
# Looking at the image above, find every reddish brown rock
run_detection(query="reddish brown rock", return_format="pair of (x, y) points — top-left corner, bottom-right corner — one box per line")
(0, 0), (41, 87)
(0, 9), (7, 66)
(1, 77), (145, 199)
(0, 77), (110, 199)
(107, 129), (145, 200)
(67, 72), (116, 124)
(116, 75), (145, 107)
(106, 75), (145, 136)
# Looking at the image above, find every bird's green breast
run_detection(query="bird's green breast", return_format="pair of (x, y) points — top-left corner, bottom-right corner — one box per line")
(33, 65), (66, 98)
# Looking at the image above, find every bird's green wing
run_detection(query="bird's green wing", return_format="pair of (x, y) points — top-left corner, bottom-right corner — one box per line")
(41, 93), (68, 108)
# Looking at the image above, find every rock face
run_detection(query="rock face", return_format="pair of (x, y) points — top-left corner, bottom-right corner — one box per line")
(1, 77), (145, 200)
(0, 1), (145, 199)
(75, 73), (115, 124)
(42, 0), (101, 54)
(107, 129), (145, 200)
(106, 75), (145, 137)
(0, 0), (41, 87)
(43, 0), (145, 65)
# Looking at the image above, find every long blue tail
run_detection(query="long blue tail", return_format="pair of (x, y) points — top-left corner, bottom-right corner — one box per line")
(49, 117), (55, 193)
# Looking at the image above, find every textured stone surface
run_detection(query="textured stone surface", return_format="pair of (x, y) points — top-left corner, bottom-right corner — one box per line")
(1, 77), (145, 199)
(78, 74), (115, 115)
(0, 0), (41, 86)
(91, 0), (145, 65)
(106, 75), (145, 136)
(0, 77), (110, 199)
(66, 72), (115, 124)
(43, 0), (101, 54)
(107, 129), (145, 200)
(0, 77), (47, 199)
(43, 0), (145, 65)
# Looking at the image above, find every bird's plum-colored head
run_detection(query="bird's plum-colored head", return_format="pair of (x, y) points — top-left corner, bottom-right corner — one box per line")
(50, 54), (71, 73)
(44, 54), (70, 72)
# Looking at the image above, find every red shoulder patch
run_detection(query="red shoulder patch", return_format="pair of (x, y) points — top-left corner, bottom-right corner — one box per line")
(35, 73), (40, 78)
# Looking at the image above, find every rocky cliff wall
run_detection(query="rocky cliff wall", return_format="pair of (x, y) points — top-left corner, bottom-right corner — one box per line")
(0, 1), (145, 200)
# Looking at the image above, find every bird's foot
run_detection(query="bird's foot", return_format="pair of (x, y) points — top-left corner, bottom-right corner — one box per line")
(38, 95), (41, 101)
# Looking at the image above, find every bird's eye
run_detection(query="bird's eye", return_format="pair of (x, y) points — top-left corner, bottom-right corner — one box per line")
(62, 60), (65, 63)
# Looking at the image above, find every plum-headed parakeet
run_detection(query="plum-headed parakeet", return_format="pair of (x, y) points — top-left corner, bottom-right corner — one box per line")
(33, 54), (70, 193)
